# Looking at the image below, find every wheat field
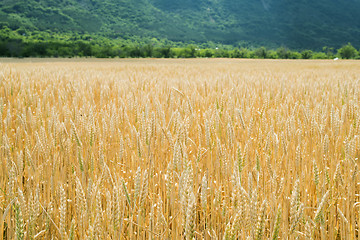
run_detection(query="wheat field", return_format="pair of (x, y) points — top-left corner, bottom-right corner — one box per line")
(1, 59), (360, 239)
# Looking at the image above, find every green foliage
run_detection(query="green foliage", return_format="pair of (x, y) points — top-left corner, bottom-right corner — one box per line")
(178, 45), (196, 58)
(337, 43), (358, 59)
(214, 48), (230, 58)
(0, 28), (358, 60)
(238, 48), (250, 58)
(301, 50), (313, 59)
(254, 47), (268, 59)
(203, 49), (214, 58)
(0, 0), (360, 49)
(312, 52), (328, 59)
(276, 47), (290, 59)
(266, 50), (278, 59)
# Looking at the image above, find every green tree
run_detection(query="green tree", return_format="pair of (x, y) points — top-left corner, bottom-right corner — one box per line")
(76, 41), (92, 56)
(231, 48), (241, 58)
(6, 39), (24, 57)
(338, 43), (358, 59)
(142, 44), (153, 57)
(254, 47), (267, 58)
(158, 46), (171, 58)
(214, 48), (230, 58)
(288, 51), (301, 59)
(312, 52), (328, 59)
(322, 46), (334, 58)
(179, 45), (196, 58)
(301, 50), (313, 59)
(0, 40), (10, 56)
(276, 47), (290, 59)
(203, 49), (213, 58)
(266, 50), (278, 59)
(237, 48), (250, 58)
(187, 45), (196, 58)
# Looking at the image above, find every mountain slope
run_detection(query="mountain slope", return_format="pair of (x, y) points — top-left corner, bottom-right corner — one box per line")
(0, 0), (360, 49)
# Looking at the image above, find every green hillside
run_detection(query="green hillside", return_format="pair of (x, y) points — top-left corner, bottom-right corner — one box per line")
(0, 0), (360, 49)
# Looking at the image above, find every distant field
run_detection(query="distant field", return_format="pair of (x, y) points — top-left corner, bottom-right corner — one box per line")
(1, 59), (360, 239)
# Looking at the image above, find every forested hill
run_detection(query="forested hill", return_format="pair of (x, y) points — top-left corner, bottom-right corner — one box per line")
(1, 0), (360, 49)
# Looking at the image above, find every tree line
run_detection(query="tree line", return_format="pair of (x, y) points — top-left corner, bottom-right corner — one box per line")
(0, 28), (359, 59)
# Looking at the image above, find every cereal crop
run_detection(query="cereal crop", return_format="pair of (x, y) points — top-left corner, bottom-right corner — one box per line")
(1, 59), (360, 239)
